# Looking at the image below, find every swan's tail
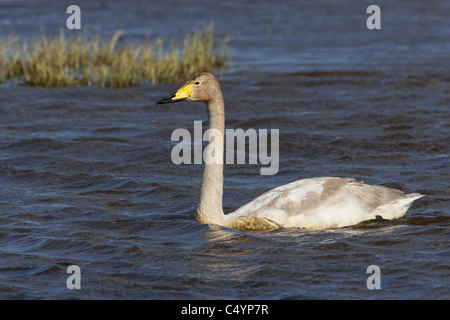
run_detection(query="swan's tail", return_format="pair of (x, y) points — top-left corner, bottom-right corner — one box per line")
(371, 193), (424, 220)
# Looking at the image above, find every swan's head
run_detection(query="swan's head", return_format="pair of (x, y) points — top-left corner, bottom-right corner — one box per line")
(157, 72), (221, 104)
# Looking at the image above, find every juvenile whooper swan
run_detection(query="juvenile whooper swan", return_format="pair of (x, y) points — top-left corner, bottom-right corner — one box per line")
(157, 72), (423, 231)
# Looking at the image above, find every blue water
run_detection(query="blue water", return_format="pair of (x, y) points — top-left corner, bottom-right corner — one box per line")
(0, 0), (449, 300)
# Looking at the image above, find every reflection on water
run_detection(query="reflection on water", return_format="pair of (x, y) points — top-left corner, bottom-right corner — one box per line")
(0, 0), (449, 300)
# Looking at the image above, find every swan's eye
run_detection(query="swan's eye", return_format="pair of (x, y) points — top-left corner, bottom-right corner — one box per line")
(194, 81), (200, 85)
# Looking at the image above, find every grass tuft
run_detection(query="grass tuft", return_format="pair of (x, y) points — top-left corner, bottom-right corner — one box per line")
(0, 26), (230, 87)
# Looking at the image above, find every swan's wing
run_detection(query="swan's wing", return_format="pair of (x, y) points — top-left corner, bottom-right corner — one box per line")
(226, 177), (423, 229)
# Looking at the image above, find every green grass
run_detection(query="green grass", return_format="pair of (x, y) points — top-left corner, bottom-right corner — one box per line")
(0, 26), (230, 87)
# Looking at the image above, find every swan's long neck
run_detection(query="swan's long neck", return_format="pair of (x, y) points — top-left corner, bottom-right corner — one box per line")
(196, 96), (226, 225)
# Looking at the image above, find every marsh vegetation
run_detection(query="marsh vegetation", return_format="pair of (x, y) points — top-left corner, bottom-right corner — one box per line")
(0, 26), (230, 87)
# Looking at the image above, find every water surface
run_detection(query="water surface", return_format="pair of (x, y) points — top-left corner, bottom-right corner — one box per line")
(0, 0), (449, 299)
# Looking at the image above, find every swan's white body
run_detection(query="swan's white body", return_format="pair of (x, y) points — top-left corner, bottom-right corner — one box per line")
(225, 177), (422, 230)
(158, 73), (423, 231)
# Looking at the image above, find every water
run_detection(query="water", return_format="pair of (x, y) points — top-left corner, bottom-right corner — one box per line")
(0, 0), (449, 300)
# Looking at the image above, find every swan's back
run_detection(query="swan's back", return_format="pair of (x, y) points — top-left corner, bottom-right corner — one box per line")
(226, 177), (423, 229)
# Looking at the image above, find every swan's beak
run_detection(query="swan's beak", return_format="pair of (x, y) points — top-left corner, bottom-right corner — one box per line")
(157, 83), (193, 104)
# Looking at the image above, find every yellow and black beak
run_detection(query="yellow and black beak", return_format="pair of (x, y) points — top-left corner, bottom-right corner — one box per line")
(157, 83), (193, 104)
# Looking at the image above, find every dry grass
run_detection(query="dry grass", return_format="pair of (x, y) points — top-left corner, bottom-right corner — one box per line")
(0, 26), (230, 87)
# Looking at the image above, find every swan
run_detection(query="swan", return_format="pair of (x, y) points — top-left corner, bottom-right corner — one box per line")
(157, 72), (423, 231)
